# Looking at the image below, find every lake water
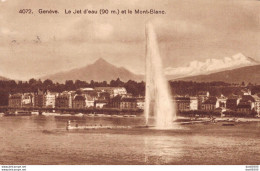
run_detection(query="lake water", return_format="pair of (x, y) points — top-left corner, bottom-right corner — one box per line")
(0, 115), (260, 165)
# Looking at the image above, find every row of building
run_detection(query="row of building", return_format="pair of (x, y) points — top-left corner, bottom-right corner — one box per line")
(8, 87), (260, 116)
(8, 87), (145, 110)
(174, 90), (260, 116)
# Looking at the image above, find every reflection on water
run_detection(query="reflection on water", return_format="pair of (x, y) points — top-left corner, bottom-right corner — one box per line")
(144, 136), (183, 164)
(0, 115), (260, 165)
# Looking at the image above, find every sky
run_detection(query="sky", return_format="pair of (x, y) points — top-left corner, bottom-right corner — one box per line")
(0, 0), (259, 80)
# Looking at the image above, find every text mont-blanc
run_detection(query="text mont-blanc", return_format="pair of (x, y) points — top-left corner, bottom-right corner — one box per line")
(134, 9), (165, 14)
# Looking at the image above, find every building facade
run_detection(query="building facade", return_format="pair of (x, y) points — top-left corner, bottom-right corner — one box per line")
(55, 94), (70, 108)
(45, 91), (56, 108)
(201, 97), (217, 111)
(8, 94), (22, 107)
(85, 95), (95, 108)
(236, 104), (252, 114)
(22, 93), (34, 107)
(94, 87), (127, 98)
(72, 95), (86, 109)
(136, 97), (145, 109)
(252, 95), (260, 117)
(197, 91), (210, 110)
(226, 98), (240, 110)
(120, 98), (137, 109)
(216, 95), (227, 108)
(94, 100), (108, 108)
(190, 97), (198, 110)
(174, 97), (190, 112)
(34, 90), (45, 108)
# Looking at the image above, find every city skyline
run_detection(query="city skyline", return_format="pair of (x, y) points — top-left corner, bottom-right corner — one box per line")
(0, 0), (259, 80)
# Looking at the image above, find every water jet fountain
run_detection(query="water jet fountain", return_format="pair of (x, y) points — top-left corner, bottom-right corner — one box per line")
(145, 23), (176, 129)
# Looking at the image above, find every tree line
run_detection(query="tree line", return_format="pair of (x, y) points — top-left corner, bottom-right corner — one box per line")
(0, 79), (260, 106)
(0, 78), (145, 106)
(170, 81), (260, 97)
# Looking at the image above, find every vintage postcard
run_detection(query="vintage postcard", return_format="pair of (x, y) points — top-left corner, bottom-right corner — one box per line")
(0, 0), (259, 169)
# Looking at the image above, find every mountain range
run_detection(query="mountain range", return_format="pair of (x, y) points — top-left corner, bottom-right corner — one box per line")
(40, 53), (259, 84)
(165, 53), (259, 80)
(0, 53), (259, 84)
(40, 58), (144, 83)
(176, 64), (260, 84)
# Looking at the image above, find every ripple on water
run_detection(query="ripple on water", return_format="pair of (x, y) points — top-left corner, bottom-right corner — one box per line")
(0, 116), (260, 165)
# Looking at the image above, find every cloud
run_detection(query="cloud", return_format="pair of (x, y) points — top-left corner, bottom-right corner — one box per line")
(93, 23), (114, 40)
(154, 18), (206, 34)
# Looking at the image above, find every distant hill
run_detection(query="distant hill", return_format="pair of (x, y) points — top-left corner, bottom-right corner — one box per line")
(41, 58), (144, 83)
(175, 64), (260, 84)
(0, 76), (9, 81)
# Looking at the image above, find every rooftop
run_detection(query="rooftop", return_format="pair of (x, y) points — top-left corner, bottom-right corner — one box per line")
(74, 95), (86, 101)
(203, 97), (217, 104)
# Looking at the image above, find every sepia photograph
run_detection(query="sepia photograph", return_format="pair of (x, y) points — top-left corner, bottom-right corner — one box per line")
(0, 0), (260, 168)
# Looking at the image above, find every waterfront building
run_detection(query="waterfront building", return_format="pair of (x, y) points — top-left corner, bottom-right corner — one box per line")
(241, 88), (251, 96)
(80, 87), (98, 98)
(124, 93), (133, 98)
(239, 95), (255, 109)
(98, 92), (110, 100)
(85, 95), (95, 108)
(226, 98), (240, 110)
(198, 91), (210, 97)
(136, 97), (145, 109)
(233, 95), (256, 115)
(201, 97), (217, 111)
(120, 98), (137, 109)
(55, 94), (70, 108)
(113, 87), (127, 97)
(190, 97), (198, 110)
(252, 95), (260, 117)
(8, 94), (22, 107)
(45, 91), (56, 108)
(174, 97), (190, 112)
(216, 95), (227, 108)
(215, 107), (226, 114)
(80, 87), (94, 92)
(108, 96), (138, 109)
(94, 87), (127, 98)
(34, 89), (46, 108)
(197, 91), (210, 110)
(61, 91), (76, 108)
(94, 100), (108, 108)
(236, 104), (252, 114)
(21, 93), (34, 107)
(109, 95), (122, 108)
(72, 95), (86, 109)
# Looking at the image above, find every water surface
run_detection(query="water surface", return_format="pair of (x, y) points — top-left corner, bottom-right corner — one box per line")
(0, 115), (259, 165)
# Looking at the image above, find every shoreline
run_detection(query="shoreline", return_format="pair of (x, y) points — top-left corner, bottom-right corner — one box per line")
(177, 116), (260, 123)
(2, 112), (260, 123)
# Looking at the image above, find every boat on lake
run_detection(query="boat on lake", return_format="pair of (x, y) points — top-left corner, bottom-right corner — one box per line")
(54, 113), (86, 120)
(4, 110), (32, 116)
(222, 123), (235, 126)
(66, 122), (132, 130)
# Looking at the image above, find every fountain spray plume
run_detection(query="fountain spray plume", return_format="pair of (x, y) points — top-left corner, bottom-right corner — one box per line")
(144, 22), (176, 129)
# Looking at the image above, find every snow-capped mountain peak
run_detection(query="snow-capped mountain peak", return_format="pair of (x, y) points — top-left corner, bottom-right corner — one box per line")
(165, 53), (258, 78)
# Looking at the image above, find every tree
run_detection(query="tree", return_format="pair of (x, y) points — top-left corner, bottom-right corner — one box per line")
(29, 78), (37, 85)
(43, 79), (53, 87)
(110, 78), (124, 87)
(65, 80), (74, 90)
